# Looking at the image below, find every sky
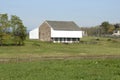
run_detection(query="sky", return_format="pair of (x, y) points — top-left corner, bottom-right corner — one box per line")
(0, 0), (120, 30)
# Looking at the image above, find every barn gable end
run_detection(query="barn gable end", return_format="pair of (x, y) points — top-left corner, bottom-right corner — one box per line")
(39, 22), (51, 41)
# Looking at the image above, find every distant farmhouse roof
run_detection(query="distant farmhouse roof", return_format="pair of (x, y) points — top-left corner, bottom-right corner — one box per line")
(46, 20), (81, 31)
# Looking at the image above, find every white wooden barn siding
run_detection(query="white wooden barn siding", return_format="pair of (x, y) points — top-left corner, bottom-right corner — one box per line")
(51, 28), (82, 38)
(29, 28), (39, 39)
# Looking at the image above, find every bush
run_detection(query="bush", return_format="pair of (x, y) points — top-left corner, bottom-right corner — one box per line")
(95, 38), (100, 41)
(107, 38), (111, 41)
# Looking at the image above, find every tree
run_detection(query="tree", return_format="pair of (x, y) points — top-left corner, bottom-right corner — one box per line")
(0, 14), (9, 46)
(0, 14), (27, 46)
(100, 21), (110, 34)
(114, 24), (120, 31)
(81, 26), (100, 36)
(114, 24), (120, 29)
(100, 21), (115, 35)
(108, 24), (115, 34)
(10, 15), (27, 45)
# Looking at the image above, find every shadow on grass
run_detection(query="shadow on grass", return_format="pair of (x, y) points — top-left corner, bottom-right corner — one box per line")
(0, 43), (25, 46)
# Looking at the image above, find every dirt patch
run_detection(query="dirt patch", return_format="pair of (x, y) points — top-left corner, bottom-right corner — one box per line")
(0, 55), (120, 63)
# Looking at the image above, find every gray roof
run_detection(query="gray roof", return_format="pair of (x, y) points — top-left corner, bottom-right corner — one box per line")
(46, 20), (81, 31)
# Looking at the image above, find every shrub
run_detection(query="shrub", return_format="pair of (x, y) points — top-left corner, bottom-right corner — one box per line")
(107, 38), (111, 41)
(95, 38), (100, 41)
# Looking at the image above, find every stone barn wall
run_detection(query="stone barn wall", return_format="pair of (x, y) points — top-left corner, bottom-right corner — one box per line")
(39, 22), (51, 41)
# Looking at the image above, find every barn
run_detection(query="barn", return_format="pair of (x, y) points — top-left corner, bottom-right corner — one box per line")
(29, 20), (82, 43)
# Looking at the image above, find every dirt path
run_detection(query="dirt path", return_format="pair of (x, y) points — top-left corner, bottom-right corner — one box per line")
(0, 55), (120, 63)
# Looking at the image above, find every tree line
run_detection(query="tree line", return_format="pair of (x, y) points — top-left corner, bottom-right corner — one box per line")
(81, 21), (120, 36)
(0, 14), (27, 46)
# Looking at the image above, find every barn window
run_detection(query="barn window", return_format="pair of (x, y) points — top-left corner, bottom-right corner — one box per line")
(55, 38), (58, 41)
(72, 38), (76, 41)
(67, 38), (71, 41)
(60, 38), (62, 42)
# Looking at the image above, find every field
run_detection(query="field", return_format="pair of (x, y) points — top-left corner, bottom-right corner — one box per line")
(0, 37), (120, 58)
(0, 59), (120, 80)
(0, 37), (120, 80)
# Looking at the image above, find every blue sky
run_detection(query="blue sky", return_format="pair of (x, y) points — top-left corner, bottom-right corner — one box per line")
(0, 0), (120, 30)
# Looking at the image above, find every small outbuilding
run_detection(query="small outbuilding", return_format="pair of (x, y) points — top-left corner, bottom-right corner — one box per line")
(29, 20), (83, 43)
(112, 30), (120, 36)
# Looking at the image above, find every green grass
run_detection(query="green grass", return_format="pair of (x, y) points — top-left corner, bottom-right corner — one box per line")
(0, 59), (120, 80)
(0, 37), (120, 80)
(0, 36), (120, 58)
